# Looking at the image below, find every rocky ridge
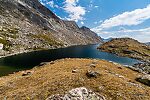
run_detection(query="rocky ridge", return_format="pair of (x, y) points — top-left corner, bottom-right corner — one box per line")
(0, 0), (102, 57)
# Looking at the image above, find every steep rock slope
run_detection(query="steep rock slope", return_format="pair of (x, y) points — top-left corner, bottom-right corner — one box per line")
(0, 0), (102, 56)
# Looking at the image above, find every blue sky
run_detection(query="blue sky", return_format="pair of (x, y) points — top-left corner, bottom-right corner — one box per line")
(39, 0), (150, 42)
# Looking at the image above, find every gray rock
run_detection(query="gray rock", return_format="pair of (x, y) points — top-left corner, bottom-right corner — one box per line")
(86, 70), (100, 78)
(22, 71), (32, 76)
(38, 62), (48, 66)
(89, 64), (96, 68)
(72, 69), (78, 73)
(133, 63), (150, 74)
(46, 87), (106, 100)
(136, 75), (150, 86)
(46, 94), (63, 100)
(50, 61), (55, 64)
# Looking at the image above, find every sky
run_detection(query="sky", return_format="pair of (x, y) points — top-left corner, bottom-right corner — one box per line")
(39, 0), (150, 43)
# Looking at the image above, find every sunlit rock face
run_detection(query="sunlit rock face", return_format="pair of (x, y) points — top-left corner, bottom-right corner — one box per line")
(0, 0), (102, 56)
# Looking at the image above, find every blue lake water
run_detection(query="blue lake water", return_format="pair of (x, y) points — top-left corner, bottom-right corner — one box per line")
(0, 44), (140, 76)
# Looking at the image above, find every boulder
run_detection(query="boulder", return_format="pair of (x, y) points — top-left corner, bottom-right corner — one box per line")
(72, 69), (78, 73)
(46, 87), (106, 100)
(136, 75), (150, 86)
(86, 70), (100, 78)
(22, 71), (32, 76)
(133, 63), (150, 74)
(46, 94), (63, 100)
(38, 62), (48, 66)
(89, 64), (96, 68)
(50, 61), (55, 64)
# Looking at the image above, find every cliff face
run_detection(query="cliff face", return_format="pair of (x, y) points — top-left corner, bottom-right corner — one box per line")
(0, 0), (102, 56)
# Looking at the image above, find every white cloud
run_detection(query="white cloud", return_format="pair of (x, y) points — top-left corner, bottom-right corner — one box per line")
(94, 6), (99, 8)
(65, 0), (79, 4)
(81, 21), (84, 25)
(92, 4), (150, 42)
(40, 0), (59, 8)
(117, 27), (150, 35)
(95, 27), (150, 42)
(63, 0), (86, 22)
(93, 4), (150, 30)
(39, 0), (48, 6)
(94, 20), (103, 24)
(46, 1), (54, 7)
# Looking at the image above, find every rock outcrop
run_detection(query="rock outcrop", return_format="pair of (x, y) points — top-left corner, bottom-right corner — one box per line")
(132, 63), (150, 74)
(86, 70), (100, 78)
(0, 0), (102, 57)
(46, 87), (106, 100)
(136, 75), (150, 86)
(98, 38), (150, 63)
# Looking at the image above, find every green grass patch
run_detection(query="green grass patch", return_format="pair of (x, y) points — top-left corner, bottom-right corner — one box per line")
(0, 38), (12, 51)
(28, 33), (63, 46)
(0, 27), (19, 39)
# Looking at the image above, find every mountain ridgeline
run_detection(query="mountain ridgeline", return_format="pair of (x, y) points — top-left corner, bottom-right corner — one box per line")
(0, 0), (102, 56)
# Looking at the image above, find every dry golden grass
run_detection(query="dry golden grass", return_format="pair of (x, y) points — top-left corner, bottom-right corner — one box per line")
(0, 58), (150, 100)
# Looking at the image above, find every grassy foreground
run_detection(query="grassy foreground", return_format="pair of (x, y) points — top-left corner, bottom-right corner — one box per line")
(0, 58), (150, 100)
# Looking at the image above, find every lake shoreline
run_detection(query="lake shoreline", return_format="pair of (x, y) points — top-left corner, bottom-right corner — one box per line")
(0, 43), (99, 59)
(98, 38), (150, 63)
(99, 49), (148, 63)
(0, 45), (65, 59)
(97, 38), (150, 74)
(0, 44), (142, 77)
